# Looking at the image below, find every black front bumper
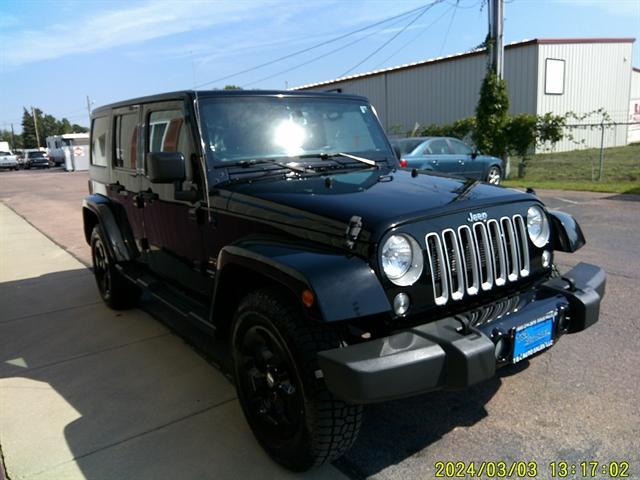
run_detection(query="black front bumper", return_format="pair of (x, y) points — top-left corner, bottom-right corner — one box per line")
(318, 263), (605, 404)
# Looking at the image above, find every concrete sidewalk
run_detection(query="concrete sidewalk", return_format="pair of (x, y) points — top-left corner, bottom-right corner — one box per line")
(0, 202), (345, 480)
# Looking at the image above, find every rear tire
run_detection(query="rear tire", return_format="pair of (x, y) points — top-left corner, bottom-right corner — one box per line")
(90, 226), (140, 309)
(231, 289), (362, 471)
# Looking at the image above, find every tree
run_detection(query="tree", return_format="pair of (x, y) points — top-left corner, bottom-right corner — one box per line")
(504, 113), (566, 178)
(60, 118), (73, 134)
(71, 123), (89, 133)
(19, 108), (89, 148)
(21, 108), (39, 148)
(223, 85), (242, 90)
(474, 71), (509, 158)
(41, 114), (61, 139)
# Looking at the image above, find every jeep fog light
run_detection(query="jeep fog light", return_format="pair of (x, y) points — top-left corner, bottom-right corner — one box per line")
(393, 293), (410, 316)
(542, 250), (552, 268)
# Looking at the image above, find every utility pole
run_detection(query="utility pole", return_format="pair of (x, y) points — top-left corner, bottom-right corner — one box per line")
(86, 95), (92, 119)
(488, 0), (504, 78)
(31, 106), (41, 148)
(11, 124), (16, 150)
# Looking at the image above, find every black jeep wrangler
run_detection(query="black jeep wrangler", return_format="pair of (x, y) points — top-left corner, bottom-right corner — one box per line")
(82, 90), (605, 471)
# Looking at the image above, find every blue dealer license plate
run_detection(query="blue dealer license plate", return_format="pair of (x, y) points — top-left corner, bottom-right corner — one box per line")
(512, 313), (555, 363)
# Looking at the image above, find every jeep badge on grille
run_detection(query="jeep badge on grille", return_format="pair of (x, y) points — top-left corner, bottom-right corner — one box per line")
(467, 211), (488, 222)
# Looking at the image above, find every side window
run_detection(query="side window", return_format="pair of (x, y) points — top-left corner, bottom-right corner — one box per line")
(91, 116), (109, 166)
(426, 139), (450, 155)
(113, 113), (138, 170)
(148, 110), (193, 159)
(449, 139), (472, 155)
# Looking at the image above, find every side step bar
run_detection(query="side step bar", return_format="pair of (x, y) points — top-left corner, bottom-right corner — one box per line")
(115, 263), (215, 335)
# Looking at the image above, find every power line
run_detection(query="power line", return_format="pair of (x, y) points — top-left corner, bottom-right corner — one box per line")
(445, 0), (484, 8)
(438, 1), (459, 55)
(241, 11), (414, 88)
(370, 4), (454, 70)
(193, 3), (435, 89)
(338, 0), (444, 78)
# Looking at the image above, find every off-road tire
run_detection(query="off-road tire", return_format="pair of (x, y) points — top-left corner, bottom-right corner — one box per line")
(90, 226), (140, 310)
(231, 288), (362, 471)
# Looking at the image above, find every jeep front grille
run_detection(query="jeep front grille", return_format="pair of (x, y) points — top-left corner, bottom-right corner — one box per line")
(425, 215), (529, 305)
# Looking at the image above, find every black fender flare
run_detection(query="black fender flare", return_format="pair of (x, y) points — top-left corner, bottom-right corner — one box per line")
(211, 242), (391, 325)
(82, 194), (138, 262)
(548, 210), (585, 253)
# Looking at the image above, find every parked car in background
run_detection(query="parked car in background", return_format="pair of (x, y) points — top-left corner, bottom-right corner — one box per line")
(15, 150), (25, 168)
(24, 150), (51, 169)
(0, 150), (19, 170)
(391, 136), (504, 185)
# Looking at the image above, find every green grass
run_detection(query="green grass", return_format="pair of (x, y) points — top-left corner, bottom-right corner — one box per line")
(503, 143), (640, 194)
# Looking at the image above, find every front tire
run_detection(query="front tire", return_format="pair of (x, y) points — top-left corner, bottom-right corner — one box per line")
(486, 165), (502, 185)
(231, 289), (362, 471)
(90, 226), (140, 309)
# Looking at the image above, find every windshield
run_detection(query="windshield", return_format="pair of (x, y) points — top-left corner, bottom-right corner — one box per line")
(198, 96), (392, 165)
(30, 152), (47, 158)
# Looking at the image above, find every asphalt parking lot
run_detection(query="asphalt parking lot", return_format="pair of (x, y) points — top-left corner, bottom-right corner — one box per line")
(1, 168), (639, 480)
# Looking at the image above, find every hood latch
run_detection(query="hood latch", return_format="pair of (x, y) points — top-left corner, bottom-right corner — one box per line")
(345, 215), (363, 250)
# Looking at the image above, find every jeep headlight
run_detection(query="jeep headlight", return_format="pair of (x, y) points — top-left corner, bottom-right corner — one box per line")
(381, 234), (423, 286)
(527, 206), (550, 248)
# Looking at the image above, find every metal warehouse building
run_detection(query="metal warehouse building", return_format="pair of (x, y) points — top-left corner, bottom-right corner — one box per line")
(295, 38), (639, 152)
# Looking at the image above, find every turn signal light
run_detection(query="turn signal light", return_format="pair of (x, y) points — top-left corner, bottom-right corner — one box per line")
(301, 289), (315, 308)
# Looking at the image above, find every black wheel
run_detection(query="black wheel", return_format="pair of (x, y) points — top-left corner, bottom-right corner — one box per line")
(90, 226), (140, 309)
(486, 165), (502, 185)
(231, 289), (362, 471)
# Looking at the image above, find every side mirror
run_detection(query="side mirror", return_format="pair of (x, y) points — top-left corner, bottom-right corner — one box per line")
(147, 152), (185, 183)
(471, 149), (478, 160)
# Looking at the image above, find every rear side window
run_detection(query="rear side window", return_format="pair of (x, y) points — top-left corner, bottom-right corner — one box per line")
(148, 110), (194, 159)
(91, 116), (109, 166)
(449, 139), (472, 155)
(425, 139), (450, 155)
(113, 113), (138, 170)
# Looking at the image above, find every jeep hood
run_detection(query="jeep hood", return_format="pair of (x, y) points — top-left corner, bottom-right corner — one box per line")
(224, 167), (535, 239)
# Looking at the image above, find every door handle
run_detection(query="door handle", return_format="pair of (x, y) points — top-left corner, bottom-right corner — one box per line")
(107, 182), (126, 194)
(133, 190), (159, 208)
(188, 206), (206, 225)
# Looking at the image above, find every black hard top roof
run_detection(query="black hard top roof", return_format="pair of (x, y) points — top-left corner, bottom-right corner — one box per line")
(92, 89), (369, 116)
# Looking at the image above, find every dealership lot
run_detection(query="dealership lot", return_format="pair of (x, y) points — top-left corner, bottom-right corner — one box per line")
(1, 168), (639, 479)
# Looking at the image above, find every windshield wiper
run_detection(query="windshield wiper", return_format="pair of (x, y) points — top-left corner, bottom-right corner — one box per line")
(217, 158), (311, 173)
(298, 152), (379, 169)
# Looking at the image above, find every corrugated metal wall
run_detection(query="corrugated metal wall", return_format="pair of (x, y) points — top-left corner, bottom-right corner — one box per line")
(631, 69), (640, 99)
(629, 69), (640, 144)
(304, 45), (538, 132)
(301, 41), (635, 152)
(535, 42), (633, 151)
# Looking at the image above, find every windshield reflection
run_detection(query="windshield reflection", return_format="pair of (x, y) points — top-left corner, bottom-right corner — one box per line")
(198, 96), (392, 165)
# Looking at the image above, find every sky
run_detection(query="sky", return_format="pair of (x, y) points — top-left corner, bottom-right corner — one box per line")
(1, 0), (639, 132)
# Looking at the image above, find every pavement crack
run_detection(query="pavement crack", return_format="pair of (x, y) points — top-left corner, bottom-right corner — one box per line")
(29, 397), (238, 478)
(0, 301), (103, 325)
(0, 333), (171, 377)
(0, 441), (11, 480)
